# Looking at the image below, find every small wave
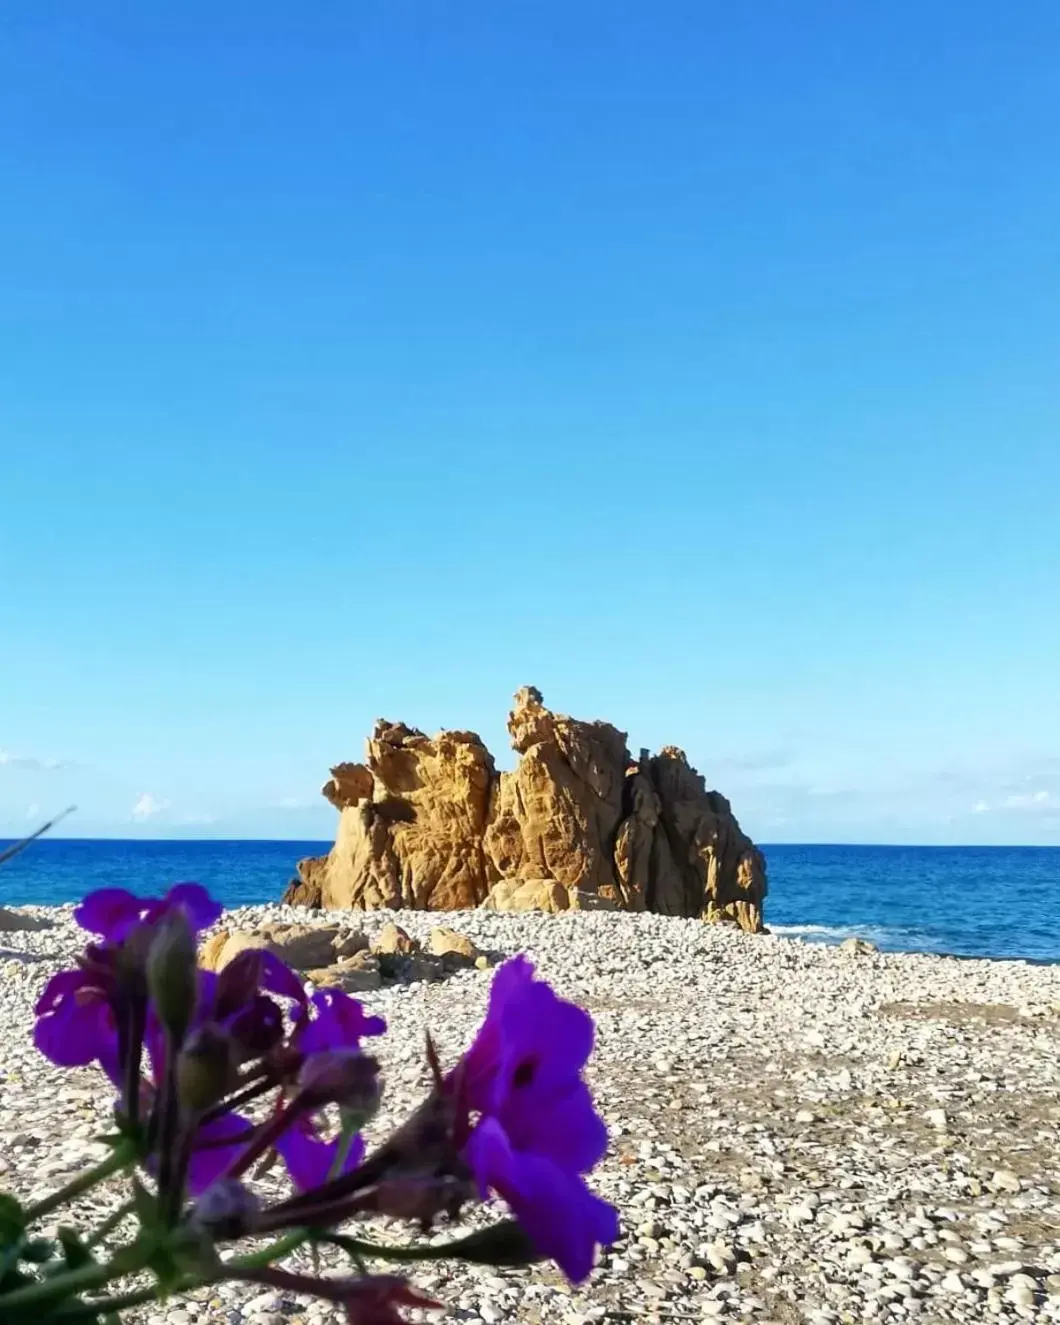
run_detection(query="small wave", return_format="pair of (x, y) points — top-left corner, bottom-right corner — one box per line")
(770, 923), (862, 939)
(769, 922), (920, 949)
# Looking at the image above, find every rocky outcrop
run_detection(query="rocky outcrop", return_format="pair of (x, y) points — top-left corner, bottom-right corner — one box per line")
(299, 687), (767, 931)
(281, 856), (326, 908)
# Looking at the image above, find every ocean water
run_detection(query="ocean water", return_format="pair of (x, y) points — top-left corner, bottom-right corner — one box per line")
(1, 839), (1058, 963)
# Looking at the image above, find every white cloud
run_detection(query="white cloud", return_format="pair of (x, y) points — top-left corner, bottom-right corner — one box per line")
(132, 793), (169, 822)
(970, 790), (1054, 816)
(0, 750), (72, 772)
(1002, 789), (1053, 812)
(25, 803), (40, 820)
(274, 797), (310, 811)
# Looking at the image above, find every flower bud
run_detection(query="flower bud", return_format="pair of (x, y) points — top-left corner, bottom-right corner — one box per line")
(297, 1050), (381, 1114)
(355, 1173), (473, 1228)
(146, 909), (197, 1045)
(177, 1024), (237, 1114)
(189, 1177), (261, 1239)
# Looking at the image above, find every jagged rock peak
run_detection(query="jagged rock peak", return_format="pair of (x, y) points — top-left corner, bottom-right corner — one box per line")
(289, 688), (767, 931)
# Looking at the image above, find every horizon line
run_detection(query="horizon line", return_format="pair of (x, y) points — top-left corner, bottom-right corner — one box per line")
(1, 835), (1058, 851)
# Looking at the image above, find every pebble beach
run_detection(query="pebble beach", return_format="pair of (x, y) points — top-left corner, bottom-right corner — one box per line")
(2, 904), (1059, 1324)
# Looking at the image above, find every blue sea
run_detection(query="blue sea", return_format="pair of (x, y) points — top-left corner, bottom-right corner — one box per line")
(1, 840), (1058, 963)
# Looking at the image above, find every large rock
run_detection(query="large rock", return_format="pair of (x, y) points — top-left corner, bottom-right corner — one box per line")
(201, 924), (342, 973)
(0, 907), (53, 932)
(300, 687), (767, 931)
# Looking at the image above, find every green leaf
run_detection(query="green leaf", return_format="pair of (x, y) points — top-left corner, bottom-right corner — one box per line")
(434, 1220), (543, 1266)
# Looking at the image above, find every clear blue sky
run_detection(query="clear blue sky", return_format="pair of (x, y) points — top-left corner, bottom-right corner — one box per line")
(2, 2), (1058, 846)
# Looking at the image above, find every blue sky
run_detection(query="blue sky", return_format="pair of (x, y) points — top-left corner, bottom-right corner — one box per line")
(1, 2), (1058, 845)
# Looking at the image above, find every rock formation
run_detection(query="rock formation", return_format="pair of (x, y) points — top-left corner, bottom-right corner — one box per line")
(286, 687), (767, 931)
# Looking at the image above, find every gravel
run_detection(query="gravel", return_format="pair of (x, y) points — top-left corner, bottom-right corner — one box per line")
(2, 903), (1060, 1323)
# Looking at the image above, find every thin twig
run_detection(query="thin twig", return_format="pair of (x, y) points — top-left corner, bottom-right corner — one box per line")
(0, 806), (77, 868)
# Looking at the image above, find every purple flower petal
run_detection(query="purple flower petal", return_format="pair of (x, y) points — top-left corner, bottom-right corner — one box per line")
(499, 1078), (609, 1174)
(465, 1117), (618, 1283)
(185, 1111), (256, 1195)
(257, 950), (309, 1007)
(35, 968), (87, 1015)
(276, 1116), (366, 1191)
(227, 994), (286, 1057)
(159, 883), (223, 934)
(74, 888), (146, 942)
(34, 984), (115, 1067)
(297, 989), (386, 1057)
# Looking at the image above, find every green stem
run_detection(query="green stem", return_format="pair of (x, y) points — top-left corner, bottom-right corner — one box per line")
(225, 1228), (310, 1272)
(322, 1233), (442, 1262)
(24, 1143), (136, 1225)
(84, 1198), (136, 1250)
(53, 1284), (161, 1320)
(0, 1260), (116, 1311)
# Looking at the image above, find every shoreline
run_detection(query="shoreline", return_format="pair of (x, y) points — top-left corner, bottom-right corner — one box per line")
(4, 898), (1060, 969)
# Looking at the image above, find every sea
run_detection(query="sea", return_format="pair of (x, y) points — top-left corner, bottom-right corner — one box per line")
(1, 839), (1058, 964)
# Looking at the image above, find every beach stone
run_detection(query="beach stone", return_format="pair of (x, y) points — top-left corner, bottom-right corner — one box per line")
(332, 930), (369, 959)
(373, 922), (419, 955)
(305, 952), (382, 992)
(425, 926), (481, 965)
(839, 937), (878, 956)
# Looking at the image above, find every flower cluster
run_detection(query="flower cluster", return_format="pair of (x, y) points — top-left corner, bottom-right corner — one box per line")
(0, 881), (618, 1322)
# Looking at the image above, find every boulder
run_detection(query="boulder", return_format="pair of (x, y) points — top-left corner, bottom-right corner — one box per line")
(306, 951), (382, 992)
(333, 930), (370, 960)
(0, 907), (54, 932)
(373, 922), (418, 955)
(264, 924), (342, 970)
(425, 926), (481, 965)
(483, 878), (571, 914)
(300, 687), (766, 931)
(202, 924), (341, 973)
(483, 687), (630, 904)
(206, 930), (270, 972)
(200, 930), (230, 971)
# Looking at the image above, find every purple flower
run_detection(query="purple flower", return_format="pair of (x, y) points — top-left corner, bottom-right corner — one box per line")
(456, 956), (618, 1282)
(294, 988), (387, 1056)
(75, 882), (222, 943)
